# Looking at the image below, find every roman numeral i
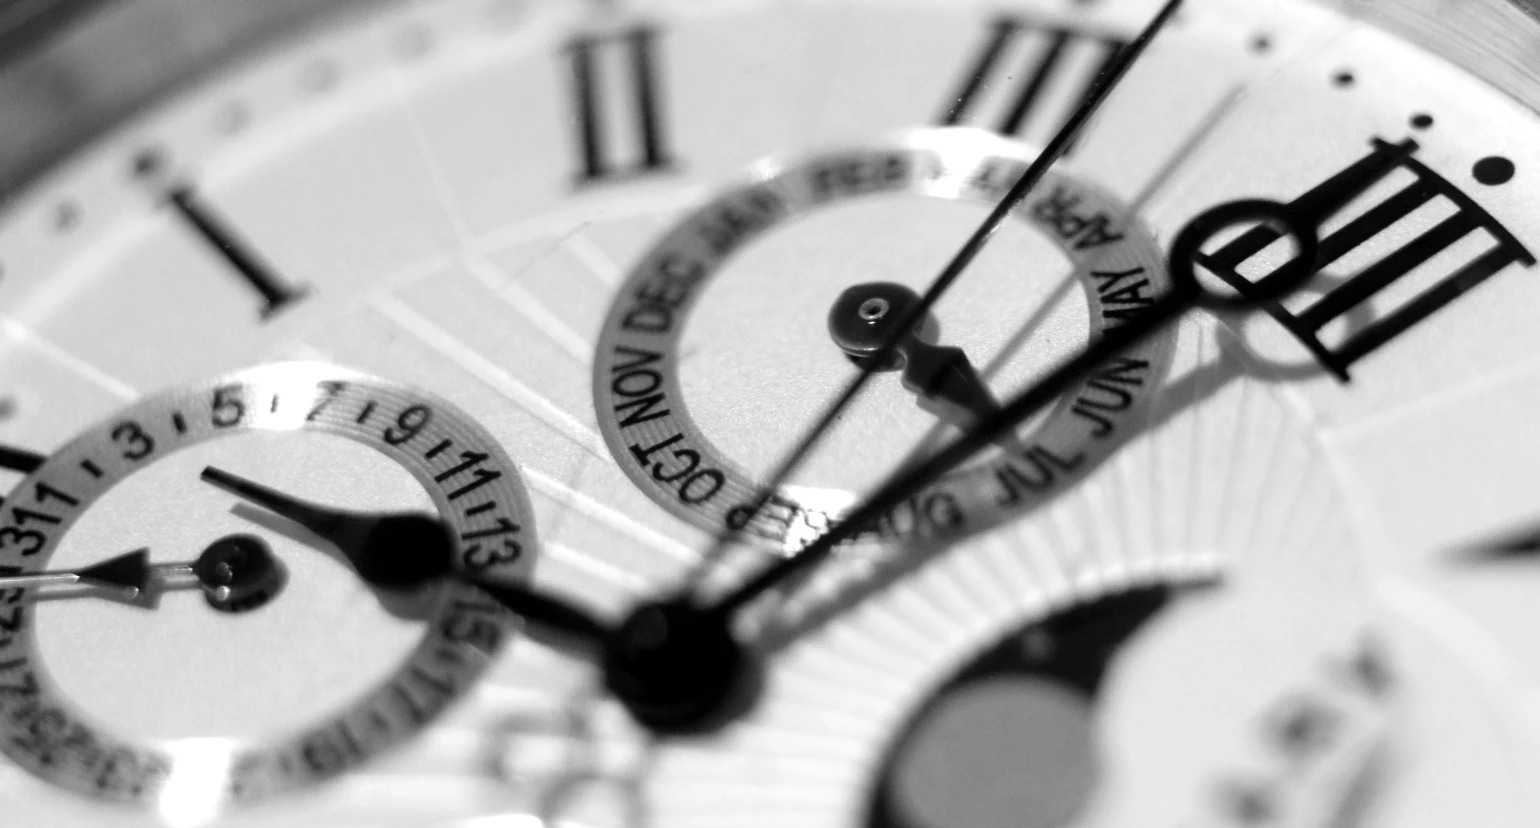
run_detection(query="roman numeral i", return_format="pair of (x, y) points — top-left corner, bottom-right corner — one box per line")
(939, 18), (1128, 147)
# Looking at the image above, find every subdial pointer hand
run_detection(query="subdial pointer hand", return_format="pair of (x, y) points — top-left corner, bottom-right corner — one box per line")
(902, 343), (1002, 429)
(0, 549), (155, 599)
(200, 465), (451, 590)
(0, 536), (280, 611)
(199, 466), (613, 650)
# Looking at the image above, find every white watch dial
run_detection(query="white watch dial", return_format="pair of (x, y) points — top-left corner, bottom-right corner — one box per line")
(0, 0), (1538, 826)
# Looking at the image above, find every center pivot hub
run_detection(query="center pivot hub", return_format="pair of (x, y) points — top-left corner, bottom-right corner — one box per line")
(603, 599), (757, 735)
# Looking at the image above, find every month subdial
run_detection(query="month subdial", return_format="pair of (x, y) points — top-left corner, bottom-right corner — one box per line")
(594, 129), (1177, 550)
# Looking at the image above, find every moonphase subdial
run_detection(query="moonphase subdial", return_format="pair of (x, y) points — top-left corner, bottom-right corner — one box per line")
(594, 130), (1176, 548)
(864, 582), (1401, 828)
(0, 362), (536, 818)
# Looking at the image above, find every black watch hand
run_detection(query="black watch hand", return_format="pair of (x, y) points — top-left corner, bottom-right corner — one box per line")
(199, 466), (612, 651)
(591, 217), (1266, 736)
(1453, 520), (1540, 559)
(587, 0), (1194, 737)
(0, 444), (44, 476)
(686, 0), (1186, 584)
(606, 210), (1296, 715)
(714, 199), (1322, 618)
(201, 466), (452, 589)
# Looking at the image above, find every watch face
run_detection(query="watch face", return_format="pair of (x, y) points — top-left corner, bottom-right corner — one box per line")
(0, 0), (1538, 826)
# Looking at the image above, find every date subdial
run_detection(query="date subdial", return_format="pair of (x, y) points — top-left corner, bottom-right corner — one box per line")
(0, 362), (536, 818)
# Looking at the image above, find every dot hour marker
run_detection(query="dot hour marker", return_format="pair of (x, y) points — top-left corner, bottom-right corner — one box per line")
(1474, 156), (1516, 186)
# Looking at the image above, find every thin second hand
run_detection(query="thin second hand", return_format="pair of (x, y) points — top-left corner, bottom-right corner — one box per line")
(683, 0), (1187, 588)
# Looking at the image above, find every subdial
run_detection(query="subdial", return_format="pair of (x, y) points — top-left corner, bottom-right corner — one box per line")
(593, 129), (1175, 549)
(0, 362), (536, 818)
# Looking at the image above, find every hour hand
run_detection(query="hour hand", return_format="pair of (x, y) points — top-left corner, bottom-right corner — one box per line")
(1451, 521), (1540, 559)
(828, 281), (1003, 430)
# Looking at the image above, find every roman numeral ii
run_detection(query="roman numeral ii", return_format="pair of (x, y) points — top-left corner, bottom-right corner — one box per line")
(565, 26), (675, 184)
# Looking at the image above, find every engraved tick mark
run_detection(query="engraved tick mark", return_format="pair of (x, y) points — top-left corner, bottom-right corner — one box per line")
(53, 202), (80, 233)
(132, 148), (168, 179)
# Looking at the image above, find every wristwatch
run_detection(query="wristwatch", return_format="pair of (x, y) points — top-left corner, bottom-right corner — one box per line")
(1, 0), (1538, 826)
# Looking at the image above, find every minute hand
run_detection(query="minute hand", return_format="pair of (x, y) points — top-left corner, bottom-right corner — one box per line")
(711, 200), (1323, 618)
